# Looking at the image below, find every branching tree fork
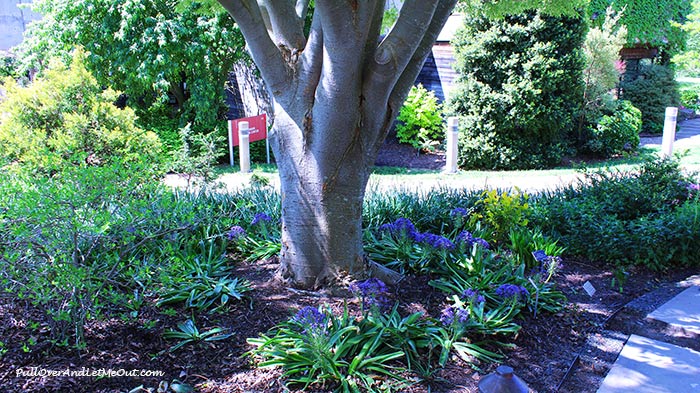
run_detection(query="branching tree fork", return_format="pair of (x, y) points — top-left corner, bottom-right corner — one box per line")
(216, 0), (457, 288)
(214, 0), (582, 288)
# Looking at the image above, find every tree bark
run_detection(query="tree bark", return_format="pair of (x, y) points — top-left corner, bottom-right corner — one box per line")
(217, 0), (458, 288)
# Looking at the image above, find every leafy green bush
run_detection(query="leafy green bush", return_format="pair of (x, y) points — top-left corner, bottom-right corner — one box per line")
(395, 84), (444, 150)
(168, 123), (227, 185)
(0, 163), (251, 347)
(584, 100), (641, 157)
(248, 302), (427, 392)
(531, 158), (700, 270)
(447, 10), (586, 169)
(469, 189), (531, 245)
(680, 87), (700, 112)
(0, 51), (162, 170)
(620, 63), (680, 134)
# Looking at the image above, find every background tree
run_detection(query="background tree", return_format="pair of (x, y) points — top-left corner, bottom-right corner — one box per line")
(17, 0), (247, 132)
(589, 0), (692, 63)
(202, 0), (584, 288)
(447, 9), (587, 169)
(673, 0), (700, 77)
(576, 6), (642, 158)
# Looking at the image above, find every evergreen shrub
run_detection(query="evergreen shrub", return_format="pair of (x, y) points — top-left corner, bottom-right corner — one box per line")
(0, 51), (161, 170)
(620, 63), (680, 134)
(447, 10), (586, 169)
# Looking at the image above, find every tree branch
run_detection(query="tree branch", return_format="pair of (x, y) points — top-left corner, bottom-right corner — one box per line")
(217, 0), (291, 94)
(262, 0), (306, 50)
(299, 12), (323, 105)
(388, 0), (457, 109)
(295, 0), (310, 19)
(363, 0), (457, 155)
(369, 0), (440, 90)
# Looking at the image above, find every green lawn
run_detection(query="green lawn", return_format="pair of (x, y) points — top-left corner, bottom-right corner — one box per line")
(209, 144), (699, 192)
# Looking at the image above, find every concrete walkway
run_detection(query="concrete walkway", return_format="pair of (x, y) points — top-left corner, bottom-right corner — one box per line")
(598, 279), (700, 393)
(640, 116), (700, 148)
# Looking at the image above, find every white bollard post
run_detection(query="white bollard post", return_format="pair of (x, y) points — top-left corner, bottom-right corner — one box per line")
(445, 117), (459, 173)
(238, 121), (251, 173)
(661, 107), (678, 158)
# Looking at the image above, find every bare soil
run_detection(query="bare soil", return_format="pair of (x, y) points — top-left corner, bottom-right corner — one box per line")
(374, 135), (446, 170)
(1, 256), (696, 393)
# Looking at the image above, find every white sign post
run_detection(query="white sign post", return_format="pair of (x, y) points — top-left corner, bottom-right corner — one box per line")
(238, 121), (251, 173)
(445, 117), (459, 174)
(661, 107), (678, 158)
(228, 120), (235, 166)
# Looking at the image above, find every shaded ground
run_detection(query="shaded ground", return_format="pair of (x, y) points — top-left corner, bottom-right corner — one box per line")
(1, 256), (696, 392)
(374, 134), (446, 170)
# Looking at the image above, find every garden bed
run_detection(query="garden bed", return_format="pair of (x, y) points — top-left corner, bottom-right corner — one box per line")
(1, 256), (694, 392)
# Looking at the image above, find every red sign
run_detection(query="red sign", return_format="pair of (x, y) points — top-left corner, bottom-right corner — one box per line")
(230, 114), (267, 146)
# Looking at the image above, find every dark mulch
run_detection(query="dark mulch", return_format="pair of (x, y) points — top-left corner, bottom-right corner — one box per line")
(374, 135), (446, 170)
(1, 256), (696, 392)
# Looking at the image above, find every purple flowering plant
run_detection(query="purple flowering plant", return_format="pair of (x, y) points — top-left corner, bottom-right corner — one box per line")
(251, 212), (272, 226)
(495, 284), (529, 302)
(350, 278), (391, 313)
(227, 225), (247, 241)
(531, 250), (563, 283)
(291, 306), (328, 335)
(456, 230), (490, 251)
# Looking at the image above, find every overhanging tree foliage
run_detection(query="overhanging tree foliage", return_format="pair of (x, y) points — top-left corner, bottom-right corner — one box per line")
(200, 0), (584, 288)
(589, 0), (692, 62)
(18, 0), (247, 129)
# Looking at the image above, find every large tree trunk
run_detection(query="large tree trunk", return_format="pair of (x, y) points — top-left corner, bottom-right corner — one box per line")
(217, 0), (457, 288)
(273, 97), (373, 288)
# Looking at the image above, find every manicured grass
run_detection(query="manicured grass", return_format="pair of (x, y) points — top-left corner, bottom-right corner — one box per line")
(210, 144), (699, 191)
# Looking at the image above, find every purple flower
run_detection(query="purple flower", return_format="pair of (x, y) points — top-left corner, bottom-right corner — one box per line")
(440, 306), (455, 326)
(440, 306), (470, 326)
(457, 231), (490, 250)
(532, 250), (548, 263)
(380, 218), (426, 243)
(450, 208), (468, 217)
(462, 288), (485, 304)
(227, 225), (246, 240)
(495, 284), (529, 301)
(688, 183), (700, 191)
(251, 213), (272, 226)
(350, 278), (390, 310)
(292, 306), (327, 334)
(419, 233), (455, 250)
